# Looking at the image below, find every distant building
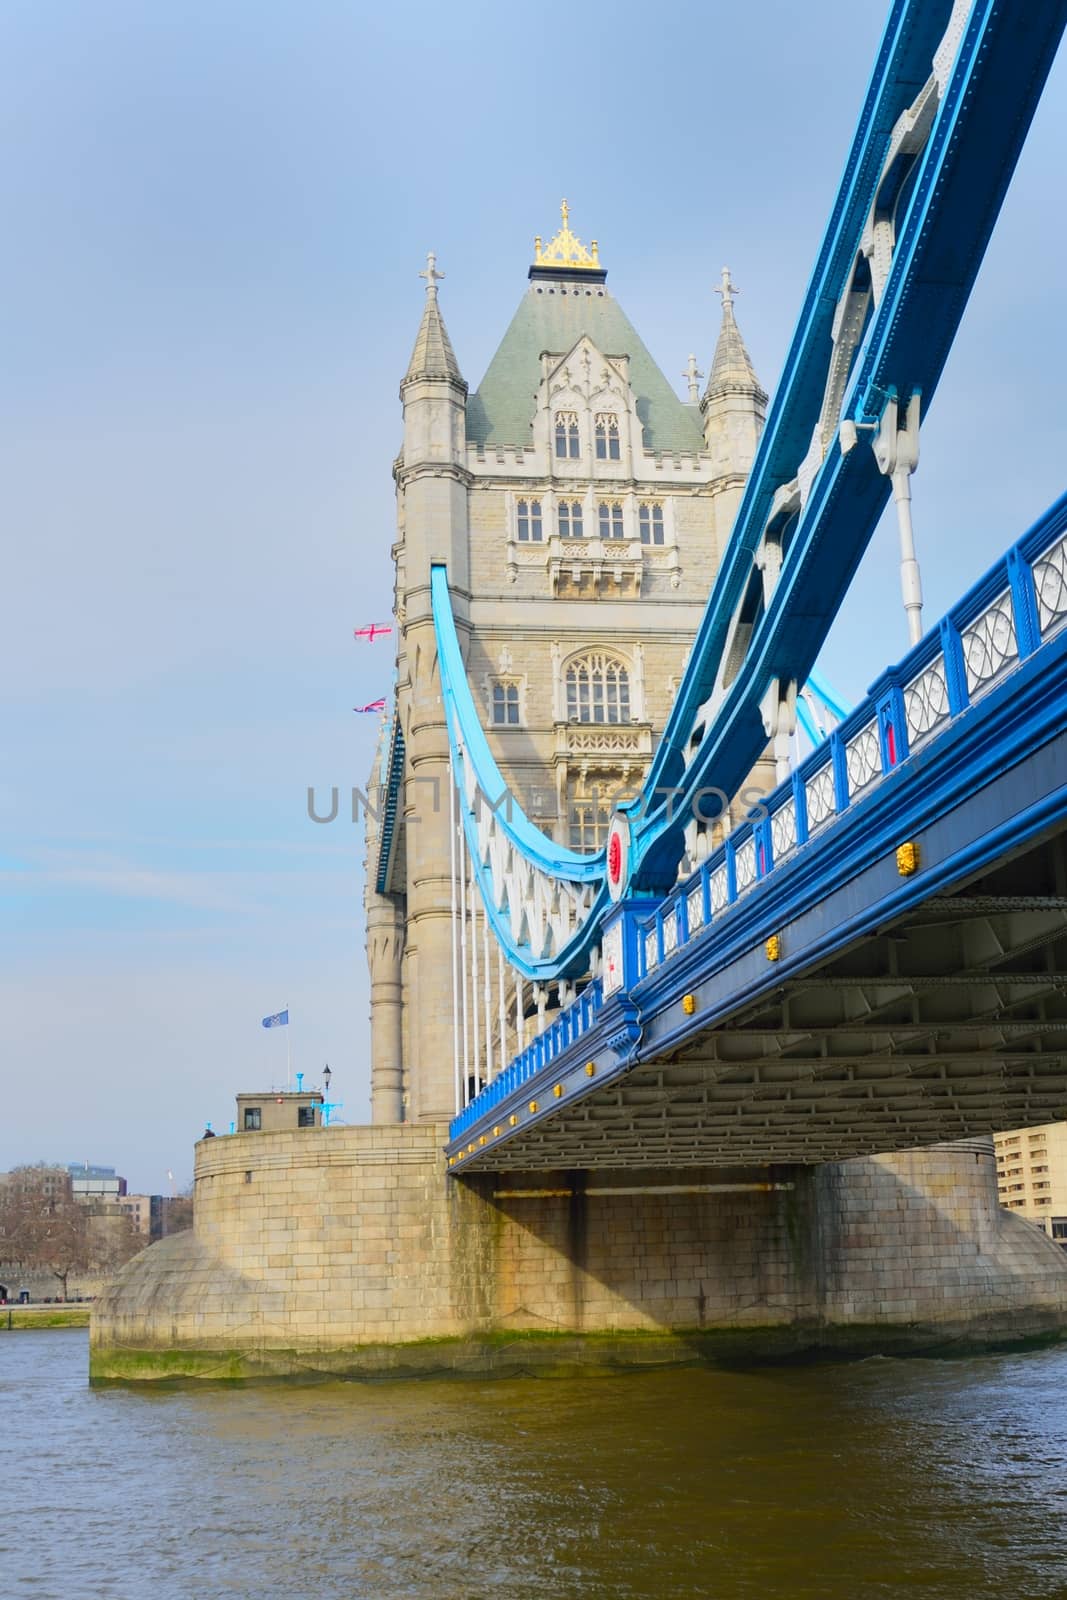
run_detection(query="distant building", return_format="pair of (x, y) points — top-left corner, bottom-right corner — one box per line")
(234, 1090), (325, 1136)
(995, 1122), (1067, 1247)
(0, 1165), (72, 1202)
(68, 1163), (127, 1200)
(119, 1194), (154, 1235)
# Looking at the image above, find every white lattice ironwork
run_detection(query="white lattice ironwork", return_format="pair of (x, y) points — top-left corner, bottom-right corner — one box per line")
(710, 864), (729, 914)
(805, 763), (836, 830)
(903, 657), (950, 744)
(644, 927), (659, 973)
(1034, 532), (1067, 636)
(662, 910), (679, 957)
(962, 589), (1017, 698)
(735, 836), (757, 894)
(686, 882), (706, 935)
(845, 721), (881, 798)
(602, 920), (623, 997)
(458, 735), (596, 970)
(771, 797), (797, 860)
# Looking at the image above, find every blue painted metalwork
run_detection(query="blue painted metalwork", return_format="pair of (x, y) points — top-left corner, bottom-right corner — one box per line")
(433, 0), (1067, 982)
(448, 490), (1067, 1156)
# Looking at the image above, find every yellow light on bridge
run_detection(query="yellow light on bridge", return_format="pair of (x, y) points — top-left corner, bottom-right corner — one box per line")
(897, 840), (921, 876)
(478, 1135), (487, 1145)
(492, 1125), (502, 1137)
(682, 993), (697, 1015)
(529, 1099), (540, 1114)
(553, 1083), (564, 1098)
(509, 1113), (519, 1126)
(585, 1060), (596, 1076)
(765, 934), (782, 962)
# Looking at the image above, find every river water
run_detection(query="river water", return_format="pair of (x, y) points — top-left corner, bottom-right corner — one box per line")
(3, 1331), (1067, 1599)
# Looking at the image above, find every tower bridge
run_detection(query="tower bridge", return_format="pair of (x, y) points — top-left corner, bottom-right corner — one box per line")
(370, 0), (1067, 1168)
(93, 0), (1067, 1380)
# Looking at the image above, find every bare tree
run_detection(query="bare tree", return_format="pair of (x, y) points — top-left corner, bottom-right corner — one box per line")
(0, 1166), (90, 1299)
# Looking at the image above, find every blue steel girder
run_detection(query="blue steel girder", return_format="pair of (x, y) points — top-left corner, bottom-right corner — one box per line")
(630, 0), (1067, 889)
(432, 0), (1067, 983)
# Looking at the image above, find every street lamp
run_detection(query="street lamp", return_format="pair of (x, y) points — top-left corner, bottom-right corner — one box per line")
(323, 1064), (332, 1093)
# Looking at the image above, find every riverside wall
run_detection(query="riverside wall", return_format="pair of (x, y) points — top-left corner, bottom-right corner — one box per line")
(89, 1125), (1067, 1380)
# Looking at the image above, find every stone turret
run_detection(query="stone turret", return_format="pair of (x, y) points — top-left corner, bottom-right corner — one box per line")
(374, 256), (473, 1122)
(701, 268), (767, 558)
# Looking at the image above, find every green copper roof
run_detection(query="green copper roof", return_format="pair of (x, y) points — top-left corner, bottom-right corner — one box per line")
(466, 283), (704, 455)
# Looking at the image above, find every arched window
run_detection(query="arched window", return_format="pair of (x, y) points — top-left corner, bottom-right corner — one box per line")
(491, 682), (520, 726)
(639, 503), (664, 545)
(557, 500), (583, 538)
(554, 411), (580, 459)
(516, 498), (542, 542)
(594, 414), (621, 460)
(565, 652), (631, 724)
(598, 501), (625, 540)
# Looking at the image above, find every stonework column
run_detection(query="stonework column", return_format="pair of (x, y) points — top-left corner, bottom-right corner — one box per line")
(366, 887), (405, 1122)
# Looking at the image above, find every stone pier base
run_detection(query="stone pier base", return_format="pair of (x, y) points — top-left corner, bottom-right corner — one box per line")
(90, 1126), (1067, 1380)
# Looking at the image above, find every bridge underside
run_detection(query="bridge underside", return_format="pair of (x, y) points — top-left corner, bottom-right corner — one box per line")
(480, 831), (1067, 1170)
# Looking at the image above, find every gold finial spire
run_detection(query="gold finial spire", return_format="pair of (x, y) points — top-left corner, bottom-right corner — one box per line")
(532, 200), (601, 271)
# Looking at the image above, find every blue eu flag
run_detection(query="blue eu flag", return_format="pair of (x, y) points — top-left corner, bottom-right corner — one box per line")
(261, 1010), (289, 1029)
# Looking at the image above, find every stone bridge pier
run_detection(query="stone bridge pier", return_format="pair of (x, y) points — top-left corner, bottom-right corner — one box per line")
(91, 1127), (1067, 1380)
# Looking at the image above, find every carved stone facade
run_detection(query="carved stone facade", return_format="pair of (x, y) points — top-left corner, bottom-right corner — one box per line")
(366, 211), (769, 1123)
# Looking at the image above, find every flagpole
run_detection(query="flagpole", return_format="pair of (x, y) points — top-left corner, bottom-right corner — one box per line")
(287, 1002), (291, 1091)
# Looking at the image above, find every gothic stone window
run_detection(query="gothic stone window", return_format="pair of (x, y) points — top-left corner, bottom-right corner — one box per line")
(491, 681), (520, 726)
(569, 784), (613, 852)
(594, 414), (621, 460)
(639, 502), (665, 545)
(516, 498), (542, 542)
(554, 411), (580, 459)
(598, 500), (625, 540)
(565, 652), (631, 724)
(557, 499), (584, 538)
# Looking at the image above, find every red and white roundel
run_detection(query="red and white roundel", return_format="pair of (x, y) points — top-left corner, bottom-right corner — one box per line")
(606, 813), (630, 903)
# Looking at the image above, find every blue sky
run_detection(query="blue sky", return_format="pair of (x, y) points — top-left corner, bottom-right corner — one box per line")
(3, 1), (1065, 1192)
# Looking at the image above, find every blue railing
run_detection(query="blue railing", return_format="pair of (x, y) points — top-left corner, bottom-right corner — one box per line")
(635, 490), (1067, 984)
(449, 979), (604, 1139)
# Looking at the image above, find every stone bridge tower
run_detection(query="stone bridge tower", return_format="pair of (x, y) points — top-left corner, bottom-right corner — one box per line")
(365, 208), (767, 1124)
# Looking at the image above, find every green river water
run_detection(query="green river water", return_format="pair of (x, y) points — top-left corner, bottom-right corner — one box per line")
(2, 1329), (1067, 1598)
